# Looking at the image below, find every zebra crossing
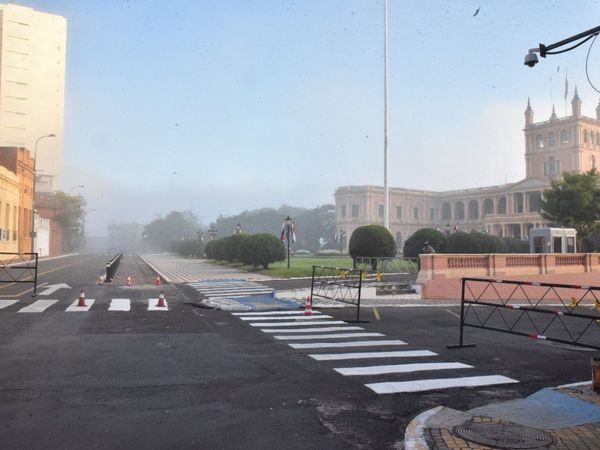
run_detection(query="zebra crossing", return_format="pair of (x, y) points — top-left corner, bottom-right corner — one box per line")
(0, 298), (170, 313)
(188, 279), (274, 299)
(232, 310), (519, 395)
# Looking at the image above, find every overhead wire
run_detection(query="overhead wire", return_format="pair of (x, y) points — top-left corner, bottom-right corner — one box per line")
(585, 32), (600, 94)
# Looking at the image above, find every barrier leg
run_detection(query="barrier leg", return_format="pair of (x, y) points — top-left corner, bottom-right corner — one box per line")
(447, 278), (476, 349)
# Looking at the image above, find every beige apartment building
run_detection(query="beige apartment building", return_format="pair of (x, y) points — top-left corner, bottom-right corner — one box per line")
(335, 90), (600, 251)
(0, 3), (66, 192)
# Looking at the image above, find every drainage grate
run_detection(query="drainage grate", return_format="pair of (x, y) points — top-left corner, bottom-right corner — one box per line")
(452, 421), (554, 449)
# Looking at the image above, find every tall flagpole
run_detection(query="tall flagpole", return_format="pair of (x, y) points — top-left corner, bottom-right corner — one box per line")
(383, 0), (390, 230)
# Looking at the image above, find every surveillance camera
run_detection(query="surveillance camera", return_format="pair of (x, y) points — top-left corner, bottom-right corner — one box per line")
(524, 50), (539, 68)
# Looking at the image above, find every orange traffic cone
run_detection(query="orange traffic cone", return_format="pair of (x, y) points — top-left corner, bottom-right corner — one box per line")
(126, 274), (132, 286)
(157, 291), (166, 308)
(155, 276), (161, 286)
(77, 289), (86, 307)
(304, 296), (313, 316)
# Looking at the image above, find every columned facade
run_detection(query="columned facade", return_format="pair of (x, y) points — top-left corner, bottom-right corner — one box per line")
(335, 92), (600, 251)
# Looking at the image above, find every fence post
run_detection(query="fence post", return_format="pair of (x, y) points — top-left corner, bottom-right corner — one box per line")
(447, 277), (476, 349)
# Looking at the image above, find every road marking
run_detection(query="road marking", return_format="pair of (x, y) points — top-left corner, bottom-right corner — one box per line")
(38, 283), (71, 296)
(109, 298), (131, 311)
(365, 375), (519, 394)
(309, 350), (438, 361)
(249, 320), (347, 327)
(0, 299), (19, 309)
(65, 299), (96, 312)
(17, 300), (58, 313)
(240, 315), (332, 321)
(275, 332), (385, 341)
(372, 307), (381, 320)
(233, 311), (321, 316)
(148, 298), (169, 311)
(261, 326), (363, 333)
(289, 340), (407, 349)
(444, 308), (461, 319)
(334, 362), (472, 376)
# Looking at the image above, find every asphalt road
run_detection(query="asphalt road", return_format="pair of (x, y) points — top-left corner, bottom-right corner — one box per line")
(0, 254), (593, 449)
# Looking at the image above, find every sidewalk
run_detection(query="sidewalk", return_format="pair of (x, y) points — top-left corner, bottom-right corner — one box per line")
(405, 381), (600, 449)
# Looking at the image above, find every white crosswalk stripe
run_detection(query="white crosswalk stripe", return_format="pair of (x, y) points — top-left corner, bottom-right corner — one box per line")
(0, 300), (19, 309)
(109, 299), (131, 311)
(0, 298), (171, 313)
(65, 299), (96, 312)
(233, 311), (520, 395)
(17, 300), (58, 313)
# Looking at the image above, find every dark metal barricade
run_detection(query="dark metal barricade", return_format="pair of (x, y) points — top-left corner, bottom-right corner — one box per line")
(104, 253), (122, 283)
(448, 277), (600, 351)
(310, 265), (366, 322)
(0, 252), (38, 296)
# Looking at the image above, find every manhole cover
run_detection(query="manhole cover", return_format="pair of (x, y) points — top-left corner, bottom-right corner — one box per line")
(452, 421), (554, 449)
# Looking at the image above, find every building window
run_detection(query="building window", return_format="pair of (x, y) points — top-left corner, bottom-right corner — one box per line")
(429, 208), (435, 221)
(413, 207), (419, 220)
(514, 193), (524, 213)
(497, 197), (507, 214)
(378, 205), (384, 218)
(468, 200), (479, 220)
(441, 202), (451, 221)
(543, 161), (548, 176)
(483, 198), (494, 216)
(548, 156), (556, 177)
(561, 129), (568, 144)
(593, 156), (597, 169)
(351, 204), (359, 218)
(396, 206), (402, 219)
(548, 132), (555, 146)
(455, 201), (465, 220)
(556, 159), (561, 176)
(528, 192), (542, 212)
(585, 129), (590, 144)
(536, 135), (544, 148)
(340, 205), (346, 218)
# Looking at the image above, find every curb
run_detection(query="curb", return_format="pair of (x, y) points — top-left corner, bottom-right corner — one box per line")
(404, 406), (443, 449)
(138, 255), (173, 284)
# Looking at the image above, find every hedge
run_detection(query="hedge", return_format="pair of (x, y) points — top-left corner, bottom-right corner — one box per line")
(403, 228), (447, 257)
(349, 225), (396, 258)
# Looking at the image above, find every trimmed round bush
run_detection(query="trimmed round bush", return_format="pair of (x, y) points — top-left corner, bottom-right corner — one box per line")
(349, 225), (396, 258)
(238, 233), (286, 269)
(221, 233), (248, 262)
(403, 228), (447, 257)
(446, 231), (481, 253)
(503, 237), (530, 253)
(470, 232), (509, 253)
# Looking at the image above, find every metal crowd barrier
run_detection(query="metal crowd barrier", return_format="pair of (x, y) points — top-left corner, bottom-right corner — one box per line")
(104, 253), (123, 283)
(353, 256), (418, 274)
(0, 252), (38, 295)
(448, 277), (600, 351)
(310, 265), (366, 322)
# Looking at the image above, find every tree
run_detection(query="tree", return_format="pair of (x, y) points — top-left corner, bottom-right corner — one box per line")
(142, 210), (200, 252)
(348, 225), (396, 258)
(48, 191), (87, 252)
(540, 170), (600, 242)
(403, 228), (447, 257)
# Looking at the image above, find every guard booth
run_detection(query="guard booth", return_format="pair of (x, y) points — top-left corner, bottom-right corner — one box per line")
(529, 228), (577, 254)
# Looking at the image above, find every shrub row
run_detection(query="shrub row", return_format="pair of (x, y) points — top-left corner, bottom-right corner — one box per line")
(172, 238), (204, 257)
(205, 233), (285, 269)
(402, 228), (530, 257)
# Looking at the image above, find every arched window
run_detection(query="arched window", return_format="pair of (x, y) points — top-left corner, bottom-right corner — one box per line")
(548, 132), (555, 146)
(455, 201), (465, 221)
(561, 129), (569, 144)
(536, 135), (544, 148)
(441, 202), (451, 221)
(497, 197), (507, 214)
(584, 129), (590, 144)
(483, 198), (494, 216)
(468, 200), (479, 220)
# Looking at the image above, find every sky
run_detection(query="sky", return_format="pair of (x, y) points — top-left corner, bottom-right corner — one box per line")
(14, 0), (600, 234)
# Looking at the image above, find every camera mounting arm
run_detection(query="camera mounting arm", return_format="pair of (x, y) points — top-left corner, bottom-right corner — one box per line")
(525, 25), (600, 67)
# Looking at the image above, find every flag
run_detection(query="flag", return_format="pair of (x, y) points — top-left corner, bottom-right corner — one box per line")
(291, 222), (296, 242)
(564, 69), (569, 100)
(280, 222), (286, 241)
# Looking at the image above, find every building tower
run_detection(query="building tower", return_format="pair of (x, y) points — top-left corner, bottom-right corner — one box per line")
(0, 4), (66, 192)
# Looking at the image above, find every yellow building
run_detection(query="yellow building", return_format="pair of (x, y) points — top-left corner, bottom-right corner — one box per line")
(0, 164), (21, 253)
(0, 3), (66, 192)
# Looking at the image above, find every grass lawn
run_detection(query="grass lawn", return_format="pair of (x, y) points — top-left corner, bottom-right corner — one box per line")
(212, 255), (355, 278)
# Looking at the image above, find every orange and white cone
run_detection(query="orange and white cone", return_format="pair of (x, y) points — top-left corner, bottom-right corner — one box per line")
(157, 291), (166, 308)
(304, 296), (313, 316)
(77, 289), (86, 307)
(155, 276), (161, 286)
(126, 274), (132, 286)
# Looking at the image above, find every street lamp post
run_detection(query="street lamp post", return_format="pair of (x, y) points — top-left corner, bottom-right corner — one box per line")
(284, 216), (292, 269)
(339, 229), (346, 256)
(208, 225), (218, 241)
(31, 134), (56, 254)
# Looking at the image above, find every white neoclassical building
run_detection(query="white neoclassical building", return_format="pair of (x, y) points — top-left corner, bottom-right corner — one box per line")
(335, 89), (600, 250)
